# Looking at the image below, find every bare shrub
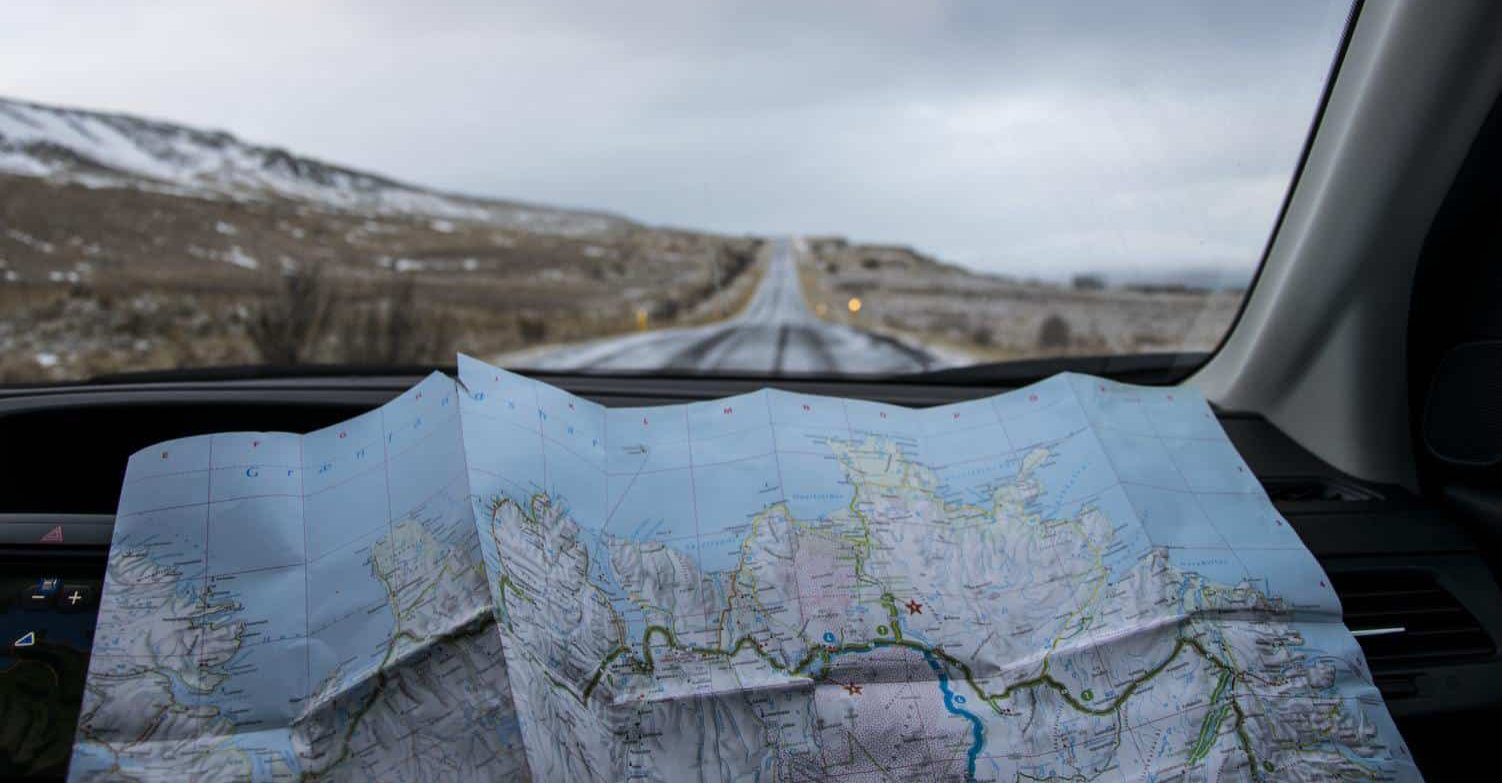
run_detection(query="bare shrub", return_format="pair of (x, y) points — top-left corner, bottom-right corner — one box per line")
(651, 297), (682, 322)
(248, 261), (336, 365)
(971, 326), (994, 347)
(1071, 273), (1106, 291)
(1037, 313), (1073, 350)
(516, 313), (549, 344)
(337, 274), (455, 365)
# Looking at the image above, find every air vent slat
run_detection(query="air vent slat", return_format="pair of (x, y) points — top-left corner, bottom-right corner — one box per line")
(1330, 569), (1494, 677)
(1338, 588), (1446, 600)
(1347, 605), (1466, 619)
(1261, 477), (1383, 502)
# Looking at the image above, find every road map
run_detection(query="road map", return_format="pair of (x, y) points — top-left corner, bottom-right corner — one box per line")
(68, 372), (527, 781)
(71, 355), (1420, 781)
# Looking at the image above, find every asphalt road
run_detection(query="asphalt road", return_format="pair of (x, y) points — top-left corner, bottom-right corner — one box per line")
(521, 239), (939, 375)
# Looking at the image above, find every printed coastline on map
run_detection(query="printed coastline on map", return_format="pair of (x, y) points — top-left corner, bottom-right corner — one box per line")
(69, 353), (1420, 782)
(457, 354), (1420, 782)
(68, 371), (528, 781)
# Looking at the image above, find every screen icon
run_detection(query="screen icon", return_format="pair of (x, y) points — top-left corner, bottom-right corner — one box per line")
(13, 631), (36, 648)
(22, 577), (60, 609)
(59, 584), (94, 612)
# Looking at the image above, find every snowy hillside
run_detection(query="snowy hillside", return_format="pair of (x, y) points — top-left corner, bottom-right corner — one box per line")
(0, 96), (627, 236)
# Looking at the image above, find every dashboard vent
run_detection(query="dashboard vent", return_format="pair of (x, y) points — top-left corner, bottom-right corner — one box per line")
(1331, 569), (1495, 668)
(1261, 476), (1383, 503)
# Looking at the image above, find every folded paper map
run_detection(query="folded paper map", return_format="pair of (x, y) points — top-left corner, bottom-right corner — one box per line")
(68, 355), (1419, 781)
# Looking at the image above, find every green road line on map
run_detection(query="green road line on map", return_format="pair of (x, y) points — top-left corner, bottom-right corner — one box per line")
(507, 482), (1269, 778)
(1188, 669), (1236, 763)
(1188, 703), (1232, 764)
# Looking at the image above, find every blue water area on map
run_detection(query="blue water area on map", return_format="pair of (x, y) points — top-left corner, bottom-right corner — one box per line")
(932, 449), (1026, 508)
(237, 730), (299, 779)
(1203, 490), (1302, 550)
(917, 396), (1007, 445)
(1162, 437), (1260, 494)
(765, 391), (863, 519)
(1081, 484), (1152, 581)
(1125, 481), (1224, 548)
(822, 639), (984, 782)
(542, 436), (607, 522)
(123, 431), (214, 480)
(1231, 546), (1340, 615)
(992, 384), (1087, 451)
(207, 638), (309, 725)
(776, 448), (852, 522)
(926, 416), (1012, 464)
(208, 495), (305, 576)
(215, 560), (307, 647)
(1138, 394), (1227, 441)
(605, 468), (698, 542)
(116, 467), (208, 518)
(306, 536), (396, 691)
(109, 503), (210, 580)
(843, 396), (921, 440)
(922, 649), (983, 782)
(535, 377), (607, 450)
(304, 466), (390, 561)
(690, 453), (783, 574)
(303, 408), (391, 562)
(685, 391), (771, 436)
(1028, 431), (1118, 519)
(383, 395), (469, 518)
(1163, 547), (1253, 600)
(1097, 426), (1183, 490)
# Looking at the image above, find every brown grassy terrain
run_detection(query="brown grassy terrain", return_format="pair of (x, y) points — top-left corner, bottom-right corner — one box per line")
(797, 238), (1242, 364)
(0, 174), (762, 382)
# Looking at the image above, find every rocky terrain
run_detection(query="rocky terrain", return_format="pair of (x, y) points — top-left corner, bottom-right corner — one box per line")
(0, 97), (761, 382)
(1, 95), (1241, 383)
(796, 238), (1241, 365)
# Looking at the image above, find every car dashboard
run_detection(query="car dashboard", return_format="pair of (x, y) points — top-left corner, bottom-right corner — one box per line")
(2, 373), (1499, 780)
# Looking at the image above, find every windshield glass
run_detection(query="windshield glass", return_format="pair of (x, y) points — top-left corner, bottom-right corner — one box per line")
(0, 1), (1352, 383)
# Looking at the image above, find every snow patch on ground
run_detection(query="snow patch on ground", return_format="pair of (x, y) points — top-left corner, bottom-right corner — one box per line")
(0, 96), (628, 237)
(226, 246), (259, 270)
(5, 229), (55, 253)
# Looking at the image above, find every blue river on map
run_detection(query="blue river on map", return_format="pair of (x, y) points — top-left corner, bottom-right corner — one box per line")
(921, 648), (984, 782)
(820, 638), (985, 782)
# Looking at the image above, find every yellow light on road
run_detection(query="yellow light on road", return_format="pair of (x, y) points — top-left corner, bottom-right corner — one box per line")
(815, 302), (828, 317)
(847, 297), (862, 313)
(635, 308), (649, 330)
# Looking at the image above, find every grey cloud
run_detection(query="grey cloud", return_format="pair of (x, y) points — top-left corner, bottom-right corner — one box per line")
(0, 0), (1351, 281)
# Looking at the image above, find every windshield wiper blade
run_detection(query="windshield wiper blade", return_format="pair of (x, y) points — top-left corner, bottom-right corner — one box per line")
(898, 352), (1209, 386)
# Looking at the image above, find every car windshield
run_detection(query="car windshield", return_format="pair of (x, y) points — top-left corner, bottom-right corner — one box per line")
(0, 1), (1352, 383)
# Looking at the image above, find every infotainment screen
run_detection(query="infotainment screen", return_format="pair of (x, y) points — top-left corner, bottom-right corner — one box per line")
(1, 541), (107, 779)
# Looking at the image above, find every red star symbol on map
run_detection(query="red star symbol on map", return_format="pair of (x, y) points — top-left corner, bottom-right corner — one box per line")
(905, 600), (923, 615)
(843, 682), (863, 696)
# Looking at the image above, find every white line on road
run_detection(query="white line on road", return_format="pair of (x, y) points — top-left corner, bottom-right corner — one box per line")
(508, 239), (939, 375)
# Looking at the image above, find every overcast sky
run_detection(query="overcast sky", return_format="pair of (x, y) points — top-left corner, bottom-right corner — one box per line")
(2, 0), (1350, 282)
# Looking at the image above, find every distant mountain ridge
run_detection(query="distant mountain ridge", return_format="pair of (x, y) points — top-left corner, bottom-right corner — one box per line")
(0, 95), (629, 236)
